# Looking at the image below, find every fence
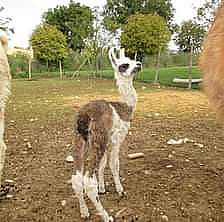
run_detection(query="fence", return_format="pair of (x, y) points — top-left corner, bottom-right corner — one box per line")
(8, 51), (199, 79)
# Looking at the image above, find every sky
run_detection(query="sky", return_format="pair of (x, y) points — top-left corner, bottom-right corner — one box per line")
(1, 0), (205, 48)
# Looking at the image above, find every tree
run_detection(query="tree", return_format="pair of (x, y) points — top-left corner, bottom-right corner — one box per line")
(197, 0), (221, 29)
(0, 5), (13, 33)
(103, 0), (175, 32)
(121, 14), (170, 84)
(42, 1), (94, 51)
(121, 14), (170, 59)
(174, 20), (206, 89)
(30, 24), (68, 78)
(82, 7), (117, 77)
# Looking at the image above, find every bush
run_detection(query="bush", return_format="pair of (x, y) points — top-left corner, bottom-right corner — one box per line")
(8, 53), (29, 78)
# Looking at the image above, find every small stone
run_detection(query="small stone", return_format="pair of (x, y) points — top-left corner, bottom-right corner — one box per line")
(66, 155), (74, 162)
(144, 170), (150, 175)
(26, 142), (32, 149)
(61, 200), (66, 206)
(161, 215), (169, 222)
(168, 154), (174, 159)
(166, 165), (173, 168)
(5, 179), (14, 183)
(167, 139), (183, 145)
(185, 159), (190, 162)
(197, 143), (204, 148)
(6, 194), (13, 198)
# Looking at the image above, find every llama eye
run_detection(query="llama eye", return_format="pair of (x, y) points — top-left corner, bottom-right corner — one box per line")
(119, 63), (129, 72)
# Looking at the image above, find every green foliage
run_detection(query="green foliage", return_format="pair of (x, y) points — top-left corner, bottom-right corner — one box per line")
(30, 24), (68, 62)
(0, 5), (13, 33)
(83, 8), (115, 74)
(103, 0), (175, 31)
(42, 1), (94, 51)
(121, 14), (171, 58)
(174, 20), (206, 53)
(8, 53), (28, 77)
(197, 0), (221, 28)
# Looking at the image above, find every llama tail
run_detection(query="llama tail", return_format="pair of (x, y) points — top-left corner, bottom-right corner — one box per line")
(200, 1), (224, 117)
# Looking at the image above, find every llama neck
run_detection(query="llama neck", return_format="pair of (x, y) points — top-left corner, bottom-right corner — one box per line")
(116, 75), (137, 111)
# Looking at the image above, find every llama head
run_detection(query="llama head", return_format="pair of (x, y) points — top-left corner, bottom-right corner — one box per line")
(109, 48), (142, 79)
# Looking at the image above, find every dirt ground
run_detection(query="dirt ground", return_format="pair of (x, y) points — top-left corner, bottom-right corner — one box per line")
(1, 79), (224, 222)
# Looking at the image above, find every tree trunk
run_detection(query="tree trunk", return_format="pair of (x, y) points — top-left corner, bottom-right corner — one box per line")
(28, 58), (32, 80)
(95, 54), (98, 78)
(188, 45), (193, 89)
(59, 60), (63, 79)
(47, 60), (49, 76)
(154, 48), (161, 84)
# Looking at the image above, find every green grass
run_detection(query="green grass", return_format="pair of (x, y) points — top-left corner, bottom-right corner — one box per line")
(18, 66), (202, 89)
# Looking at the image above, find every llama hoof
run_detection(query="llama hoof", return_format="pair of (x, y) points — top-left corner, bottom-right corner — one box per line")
(108, 216), (114, 222)
(118, 190), (127, 199)
(80, 206), (90, 219)
(80, 212), (90, 219)
(99, 187), (106, 194)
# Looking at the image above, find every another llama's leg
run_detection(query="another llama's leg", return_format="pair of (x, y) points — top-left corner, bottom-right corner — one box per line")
(72, 172), (89, 218)
(98, 151), (107, 194)
(0, 109), (6, 187)
(109, 142), (124, 196)
(84, 173), (113, 222)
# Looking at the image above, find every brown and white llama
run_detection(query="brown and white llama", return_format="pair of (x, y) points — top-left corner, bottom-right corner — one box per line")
(200, 1), (224, 117)
(71, 48), (142, 222)
(0, 34), (11, 187)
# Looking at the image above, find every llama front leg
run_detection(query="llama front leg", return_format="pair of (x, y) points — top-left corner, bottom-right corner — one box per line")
(98, 151), (107, 194)
(109, 144), (124, 196)
(0, 109), (6, 187)
(84, 173), (113, 222)
(72, 171), (89, 218)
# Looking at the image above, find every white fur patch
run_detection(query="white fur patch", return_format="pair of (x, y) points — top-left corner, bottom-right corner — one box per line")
(110, 105), (130, 143)
(98, 151), (107, 193)
(109, 105), (129, 195)
(72, 171), (89, 218)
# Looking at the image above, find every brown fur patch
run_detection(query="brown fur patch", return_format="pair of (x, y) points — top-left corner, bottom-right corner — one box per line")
(200, 1), (224, 117)
(74, 100), (113, 174)
(109, 101), (133, 122)
(74, 99), (133, 174)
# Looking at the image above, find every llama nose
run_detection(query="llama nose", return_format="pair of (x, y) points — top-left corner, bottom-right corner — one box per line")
(136, 62), (142, 67)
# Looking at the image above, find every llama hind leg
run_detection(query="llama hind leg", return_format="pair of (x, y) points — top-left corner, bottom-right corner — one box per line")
(72, 172), (89, 218)
(98, 151), (107, 194)
(84, 173), (113, 222)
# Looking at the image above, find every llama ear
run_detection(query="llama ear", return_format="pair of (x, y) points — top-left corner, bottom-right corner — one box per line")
(109, 47), (118, 68)
(134, 52), (137, 61)
(119, 48), (125, 59)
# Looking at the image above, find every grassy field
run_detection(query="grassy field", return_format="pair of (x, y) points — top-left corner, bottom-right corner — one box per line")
(0, 78), (224, 222)
(19, 66), (202, 88)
